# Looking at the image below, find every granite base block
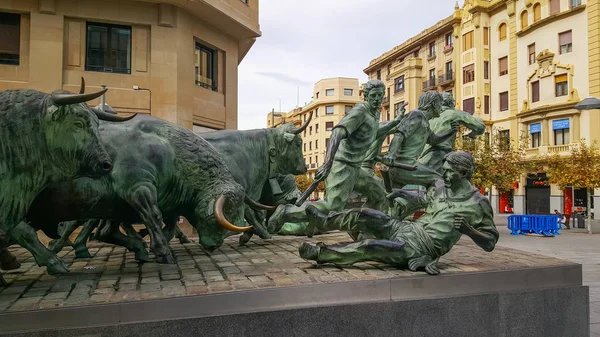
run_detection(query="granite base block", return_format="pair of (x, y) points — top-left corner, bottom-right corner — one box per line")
(2, 285), (588, 337)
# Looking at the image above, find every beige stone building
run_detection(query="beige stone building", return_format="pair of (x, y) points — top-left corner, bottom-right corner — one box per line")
(365, 0), (600, 216)
(0, 0), (260, 130)
(266, 77), (362, 199)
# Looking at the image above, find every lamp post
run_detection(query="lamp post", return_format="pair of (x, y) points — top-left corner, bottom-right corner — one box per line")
(573, 96), (600, 234)
(270, 108), (283, 128)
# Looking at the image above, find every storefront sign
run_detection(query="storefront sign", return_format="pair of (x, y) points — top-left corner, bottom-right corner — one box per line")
(529, 123), (541, 133)
(552, 118), (570, 130)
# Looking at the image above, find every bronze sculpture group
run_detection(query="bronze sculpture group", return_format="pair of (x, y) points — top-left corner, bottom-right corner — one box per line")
(0, 78), (497, 285)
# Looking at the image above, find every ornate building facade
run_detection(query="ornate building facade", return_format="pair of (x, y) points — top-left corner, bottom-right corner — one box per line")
(365, 0), (599, 215)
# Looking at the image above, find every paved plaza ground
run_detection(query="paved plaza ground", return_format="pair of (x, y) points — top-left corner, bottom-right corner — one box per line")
(0, 216), (596, 335)
(493, 215), (600, 336)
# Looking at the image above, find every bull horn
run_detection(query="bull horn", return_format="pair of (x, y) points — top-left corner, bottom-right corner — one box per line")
(51, 88), (108, 106)
(245, 196), (277, 211)
(214, 195), (252, 232)
(290, 111), (313, 134)
(79, 77), (85, 94)
(91, 108), (137, 122)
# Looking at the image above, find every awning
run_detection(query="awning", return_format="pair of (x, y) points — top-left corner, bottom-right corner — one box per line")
(574, 97), (600, 110)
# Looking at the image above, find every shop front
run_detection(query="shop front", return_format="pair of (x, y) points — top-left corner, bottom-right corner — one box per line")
(526, 173), (550, 214)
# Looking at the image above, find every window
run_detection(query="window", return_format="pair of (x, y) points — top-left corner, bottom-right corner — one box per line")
(521, 11), (529, 30)
(86, 22), (132, 74)
(345, 105), (353, 114)
(484, 95), (490, 114)
(429, 41), (436, 57)
(555, 129), (570, 145)
(463, 64), (474, 83)
(326, 138), (330, 148)
(531, 131), (541, 148)
(326, 105), (334, 114)
(499, 92), (509, 111)
(463, 31), (474, 51)
(533, 3), (541, 22)
(499, 23), (507, 41)
(344, 88), (353, 96)
(387, 64), (391, 75)
(0, 12), (20, 65)
(571, 0), (582, 8)
(326, 122), (334, 131)
(429, 68), (436, 81)
(559, 30), (572, 54)
(326, 89), (334, 96)
(240, 0), (248, 3)
(555, 74), (568, 97)
(528, 44), (536, 65)
(394, 75), (405, 93)
(549, 0), (560, 14)
(309, 126), (312, 135)
(315, 123), (319, 133)
(315, 140), (318, 149)
(445, 61), (452, 76)
(303, 143), (306, 152)
(463, 98), (475, 115)
(316, 92), (319, 99)
(483, 27), (489, 46)
(394, 101), (405, 117)
(445, 33), (453, 48)
(309, 142), (312, 151)
(553, 119), (570, 145)
(484, 61), (489, 79)
(386, 112), (391, 121)
(499, 130), (510, 150)
(377, 70), (381, 80)
(499, 56), (508, 76)
(315, 108), (319, 116)
(531, 81), (540, 102)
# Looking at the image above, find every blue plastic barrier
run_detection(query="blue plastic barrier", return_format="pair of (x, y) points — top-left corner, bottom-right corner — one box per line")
(507, 215), (562, 236)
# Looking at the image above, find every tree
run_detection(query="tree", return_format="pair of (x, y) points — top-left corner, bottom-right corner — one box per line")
(544, 140), (600, 234)
(457, 128), (529, 196)
(294, 174), (312, 192)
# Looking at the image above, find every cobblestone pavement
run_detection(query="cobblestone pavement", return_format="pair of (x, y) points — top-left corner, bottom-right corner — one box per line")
(493, 216), (600, 336)
(0, 231), (568, 314)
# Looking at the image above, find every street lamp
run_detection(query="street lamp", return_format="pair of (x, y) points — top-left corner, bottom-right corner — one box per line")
(270, 108), (283, 128)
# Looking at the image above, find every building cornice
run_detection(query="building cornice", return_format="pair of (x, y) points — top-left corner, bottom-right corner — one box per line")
(516, 4), (586, 37)
(364, 15), (458, 74)
(469, 0), (507, 14)
(517, 102), (579, 120)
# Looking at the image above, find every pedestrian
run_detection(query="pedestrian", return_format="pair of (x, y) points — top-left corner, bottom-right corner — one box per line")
(554, 209), (569, 229)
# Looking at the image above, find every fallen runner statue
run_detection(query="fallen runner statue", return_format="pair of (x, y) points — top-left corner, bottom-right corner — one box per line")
(299, 151), (499, 275)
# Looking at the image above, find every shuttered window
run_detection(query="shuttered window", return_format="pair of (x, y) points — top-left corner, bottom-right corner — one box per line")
(499, 92), (509, 111)
(499, 23), (507, 41)
(559, 30), (572, 54)
(463, 98), (475, 115)
(549, 0), (560, 14)
(555, 74), (568, 97)
(463, 31), (473, 51)
(499, 56), (508, 76)
(531, 81), (540, 102)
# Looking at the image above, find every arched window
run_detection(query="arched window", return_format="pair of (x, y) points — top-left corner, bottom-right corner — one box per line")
(499, 23), (507, 41)
(521, 10), (529, 29)
(533, 3), (541, 22)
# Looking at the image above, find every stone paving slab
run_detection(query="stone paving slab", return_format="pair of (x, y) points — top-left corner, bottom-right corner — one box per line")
(0, 232), (575, 313)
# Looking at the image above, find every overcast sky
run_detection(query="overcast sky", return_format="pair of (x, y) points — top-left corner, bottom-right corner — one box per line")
(237, 0), (462, 130)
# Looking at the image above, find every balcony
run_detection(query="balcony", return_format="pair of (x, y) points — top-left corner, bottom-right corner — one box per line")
(427, 52), (436, 61)
(548, 144), (571, 154)
(443, 44), (454, 53)
(438, 72), (454, 87)
(423, 78), (436, 90)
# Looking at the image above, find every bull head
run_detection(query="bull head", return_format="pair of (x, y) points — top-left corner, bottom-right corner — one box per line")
(52, 77), (137, 122)
(214, 195), (252, 232)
